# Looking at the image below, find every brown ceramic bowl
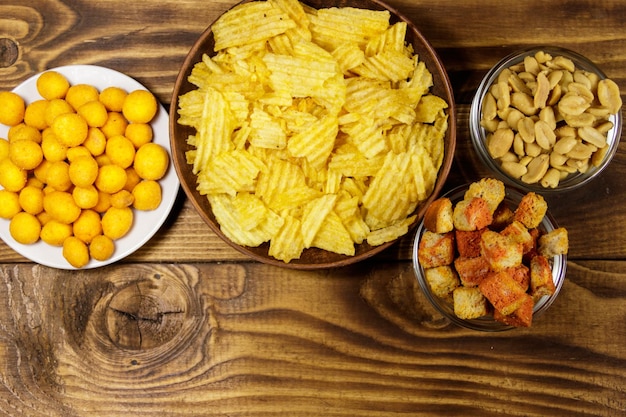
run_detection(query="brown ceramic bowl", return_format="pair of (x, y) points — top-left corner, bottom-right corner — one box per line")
(170, 0), (456, 269)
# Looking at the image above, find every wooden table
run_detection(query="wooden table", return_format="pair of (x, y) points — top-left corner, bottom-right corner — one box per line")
(1, 0), (625, 415)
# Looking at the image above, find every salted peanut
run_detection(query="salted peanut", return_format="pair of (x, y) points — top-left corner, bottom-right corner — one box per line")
(534, 120), (556, 150)
(497, 68), (513, 84)
(541, 168), (561, 188)
(573, 71), (593, 89)
(495, 80), (511, 110)
(566, 142), (595, 160)
(519, 155), (533, 167)
(501, 161), (527, 179)
(586, 71), (601, 91)
(509, 72), (532, 94)
(498, 120), (512, 130)
(546, 83), (562, 106)
(591, 144), (609, 166)
(483, 91), (498, 121)
(513, 134), (525, 156)
(487, 128), (515, 158)
(539, 107), (556, 130)
(489, 81), (502, 99)
(567, 82), (594, 102)
(597, 79), (623, 114)
(551, 55), (575, 72)
(511, 92), (537, 116)
(509, 63), (525, 73)
(521, 154), (549, 184)
(517, 117), (535, 143)
(560, 69), (574, 88)
(535, 50), (553, 64)
(595, 120), (614, 134)
(555, 125), (577, 138)
(534, 72), (551, 109)
(481, 118), (499, 133)
(564, 112), (595, 127)
(500, 151), (519, 162)
(524, 55), (541, 75)
(496, 109), (512, 125)
(586, 106), (612, 119)
(558, 162), (577, 174)
(549, 151), (568, 168)
(558, 93), (590, 116)
(525, 141), (542, 157)
(518, 71), (536, 84)
(578, 125), (607, 148)
(547, 70), (563, 88)
(506, 108), (526, 130)
(566, 157), (589, 173)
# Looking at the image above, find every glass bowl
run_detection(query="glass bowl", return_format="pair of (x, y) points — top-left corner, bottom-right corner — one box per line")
(469, 46), (622, 193)
(412, 184), (567, 331)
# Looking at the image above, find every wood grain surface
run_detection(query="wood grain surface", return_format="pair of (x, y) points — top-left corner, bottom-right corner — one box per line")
(1, 0), (625, 416)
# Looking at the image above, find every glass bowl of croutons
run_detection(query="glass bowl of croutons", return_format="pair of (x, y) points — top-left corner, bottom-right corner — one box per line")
(469, 46), (622, 192)
(412, 178), (568, 331)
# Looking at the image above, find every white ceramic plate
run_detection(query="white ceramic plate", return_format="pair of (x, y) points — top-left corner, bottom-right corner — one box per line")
(0, 65), (180, 269)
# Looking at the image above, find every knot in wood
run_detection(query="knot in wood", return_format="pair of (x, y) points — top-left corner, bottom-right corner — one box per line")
(0, 38), (19, 68)
(106, 278), (186, 350)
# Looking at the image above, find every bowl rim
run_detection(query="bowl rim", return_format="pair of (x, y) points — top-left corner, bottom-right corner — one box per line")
(169, 0), (457, 269)
(469, 45), (623, 193)
(412, 183), (567, 331)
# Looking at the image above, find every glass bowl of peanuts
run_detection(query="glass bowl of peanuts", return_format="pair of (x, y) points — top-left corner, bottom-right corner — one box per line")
(469, 46), (622, 192)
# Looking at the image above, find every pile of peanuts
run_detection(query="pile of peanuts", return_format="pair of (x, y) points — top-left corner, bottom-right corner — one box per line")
(480, 50), (622, 188)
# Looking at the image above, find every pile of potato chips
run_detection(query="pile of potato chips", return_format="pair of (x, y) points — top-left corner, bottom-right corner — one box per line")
(177, 0), (449, 262)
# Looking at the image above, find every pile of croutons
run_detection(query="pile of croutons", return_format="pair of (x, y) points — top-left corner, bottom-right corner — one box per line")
(417, 178), (568, 327)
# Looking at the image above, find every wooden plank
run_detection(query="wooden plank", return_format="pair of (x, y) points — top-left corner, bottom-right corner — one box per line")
(0, 260), (623, 416)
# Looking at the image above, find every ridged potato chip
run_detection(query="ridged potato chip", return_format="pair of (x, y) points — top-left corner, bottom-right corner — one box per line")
(212, 1), (297, 51)
(269, 214), (305, 262)
(308, 7), (390, 50)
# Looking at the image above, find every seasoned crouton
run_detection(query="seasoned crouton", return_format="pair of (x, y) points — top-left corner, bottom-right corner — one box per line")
(454, 256), (490, 287)
(424, 265), (460, 299)
(530, 254), (555, 298)
(538, 227), (569, 257)
(480, 230), (523, 271)
(455, 229), (485, 258)
(464, 178), (506, 214)
(418, 231), (455, 268)
(453, 197), (493, 231)
(453, 287), (489, 319)
(529, 228), (540, 250)
(479, 270), (529, 315)
(491, 201), (515, 231)
(501, 220), (535, 254)
(522, 229), (541, 264)
(514, 192), (547, 229)
(423, 197), (454, 233)
(505, 264), (530, 291)
(493, 294), (533, 327)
